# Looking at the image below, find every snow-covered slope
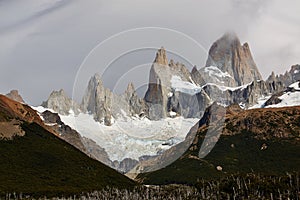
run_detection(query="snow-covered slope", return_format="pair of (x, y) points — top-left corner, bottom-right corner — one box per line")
(33, 106), (198, 162)
(265, 82), (300, 108)
(248, 81), (300, 109)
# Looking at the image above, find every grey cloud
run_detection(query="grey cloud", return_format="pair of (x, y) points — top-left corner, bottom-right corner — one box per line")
(0, 0), (299, 105)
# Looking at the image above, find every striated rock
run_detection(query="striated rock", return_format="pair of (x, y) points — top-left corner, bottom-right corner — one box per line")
(203, 32), (262, 86)
(41, 89), (81, 115)
(6, 90), (25, 103)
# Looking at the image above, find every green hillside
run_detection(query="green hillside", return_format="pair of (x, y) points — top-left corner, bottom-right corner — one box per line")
(0, 122), (135, 198)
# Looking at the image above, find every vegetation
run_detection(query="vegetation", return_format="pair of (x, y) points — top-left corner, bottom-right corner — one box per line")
(0, 122), (135, 198)
(3, 173), (300, 199)
(139, 130), (300, 185)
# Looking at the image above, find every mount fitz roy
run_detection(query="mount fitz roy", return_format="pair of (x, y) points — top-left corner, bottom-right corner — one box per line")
(37, 32), (300, 173)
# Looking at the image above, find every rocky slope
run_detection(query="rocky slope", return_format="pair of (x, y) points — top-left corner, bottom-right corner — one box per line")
(136, 104), (300, 184)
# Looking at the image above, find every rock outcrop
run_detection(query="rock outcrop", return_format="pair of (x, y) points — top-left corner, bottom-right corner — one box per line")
(5, 90), (25, 103)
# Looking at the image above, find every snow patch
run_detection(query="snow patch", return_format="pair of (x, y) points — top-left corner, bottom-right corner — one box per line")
(248, 96), (271, 109)
(169, 111), (177, 117)
(266, 92), (300, 108)
(167, 92), (173, 97)
(171, 75), (201, 95)
(204, 66), (233, 79)
(288, 81), (300, 90)
(202, 82), (251, 92)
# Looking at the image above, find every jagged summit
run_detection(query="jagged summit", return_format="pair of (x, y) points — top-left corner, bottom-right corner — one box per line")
(125, 82), (135, 95)
(5, 90), (25, 103)
(204, 32), (262, 86)
(154, 47), (168, 65)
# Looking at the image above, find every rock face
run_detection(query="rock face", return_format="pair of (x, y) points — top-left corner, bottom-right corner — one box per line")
(81, 74), (114, 125)
(125, 82), (148, 117)
(41, 89), (80, 115)
(191, 66), (205, 86)
(5, 90), (25, 103)
(203, 32), (262, 86)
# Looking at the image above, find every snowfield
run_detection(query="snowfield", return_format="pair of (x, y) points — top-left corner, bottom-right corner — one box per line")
(32, 106), (198, 162)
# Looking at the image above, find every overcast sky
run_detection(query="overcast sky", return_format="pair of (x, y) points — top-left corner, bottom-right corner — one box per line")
(0, 0), (299, 105)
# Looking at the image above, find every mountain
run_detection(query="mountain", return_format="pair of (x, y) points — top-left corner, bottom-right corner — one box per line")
(144, 47), (211, 119)
(5, 90), (25, 103)
(137, 103), (300, 184)
(38, 33), (300, 175)
(0, 95), (135, 197)
(41, 89), (81, 115)
(202, 32), (262, 87)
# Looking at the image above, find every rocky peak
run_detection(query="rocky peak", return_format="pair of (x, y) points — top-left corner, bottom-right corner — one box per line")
(125, 82), (136, 96)
(205, 32), (262, 86)
(42, 89), (80, 115)
(154, 47), (168, 65)
(266, 71), (276, 82)
(191, 66), (205, 86)
(5, 90), (25, 103)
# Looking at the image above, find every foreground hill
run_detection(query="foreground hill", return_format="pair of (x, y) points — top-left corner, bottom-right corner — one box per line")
(0, 95), (135, 197)
(137, 104), (300, 185)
